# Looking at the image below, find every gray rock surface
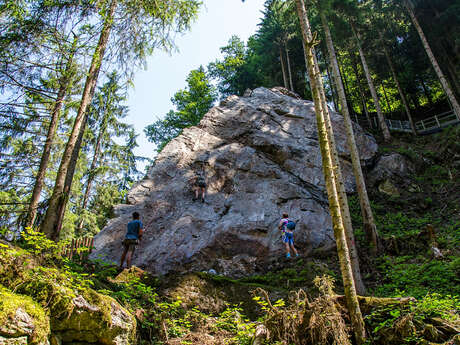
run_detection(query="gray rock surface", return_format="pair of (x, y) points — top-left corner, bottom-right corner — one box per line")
(90, 87), (378, 276)
(368, 153), (415, 196)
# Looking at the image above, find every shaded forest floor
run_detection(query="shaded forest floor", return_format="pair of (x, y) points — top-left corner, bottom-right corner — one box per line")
(1, 126), (459, 345)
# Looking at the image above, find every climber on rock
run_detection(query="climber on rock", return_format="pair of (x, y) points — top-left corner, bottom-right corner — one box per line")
(278, 213), (299, 259)
(119, 211), (144, 270)
(192, 171), (206, 203)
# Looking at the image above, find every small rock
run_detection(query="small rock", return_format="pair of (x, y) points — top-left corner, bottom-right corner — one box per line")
(408, 183), (421, 193)
(0, 336), (28, 345)
(379, 179), (400, 197)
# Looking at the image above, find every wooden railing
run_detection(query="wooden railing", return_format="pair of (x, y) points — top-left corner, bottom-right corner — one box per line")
(414, 110), (458, 132)
(386, 119), (413, 133)
(61, 237), (94, 260)
(362, 110), (459, 134)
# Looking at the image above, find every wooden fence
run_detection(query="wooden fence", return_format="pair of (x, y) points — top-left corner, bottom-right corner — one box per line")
(61, 237), (94, 260)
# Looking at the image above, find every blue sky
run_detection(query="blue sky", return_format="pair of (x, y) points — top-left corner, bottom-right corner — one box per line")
(126, 0), (266, 170)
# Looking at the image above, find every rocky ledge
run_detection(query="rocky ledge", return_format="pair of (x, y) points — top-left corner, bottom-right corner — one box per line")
(90, 87), (378, 277)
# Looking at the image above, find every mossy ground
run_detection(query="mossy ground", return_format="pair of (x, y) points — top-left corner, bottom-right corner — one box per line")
(350, 127), (460, 299)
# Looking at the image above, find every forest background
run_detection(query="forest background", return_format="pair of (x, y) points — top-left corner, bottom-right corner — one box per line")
(0, 0), (458, 243)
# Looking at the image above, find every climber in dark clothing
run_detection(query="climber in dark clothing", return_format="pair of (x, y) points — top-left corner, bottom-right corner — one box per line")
(192, 172), (206, 203)
(119, 211), (144, 269)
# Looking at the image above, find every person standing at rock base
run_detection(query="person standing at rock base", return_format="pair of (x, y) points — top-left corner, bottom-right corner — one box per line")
(192, 171), (206, 203)
(119, 211), (144, 269)
(278, 213), (299, 258)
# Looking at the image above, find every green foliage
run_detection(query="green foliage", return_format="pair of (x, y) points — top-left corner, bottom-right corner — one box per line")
(145, 66), (217, 152)
(373, 255), (460, 298)
(365, 293), (459, 344)
(377, 211), (432, 238)
(214, 305), (255, 345)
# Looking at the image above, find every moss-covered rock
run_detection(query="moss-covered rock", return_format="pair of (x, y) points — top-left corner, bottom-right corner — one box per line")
(0, 285), (50, 345)
(52, 290), (135, 345)
(0, 244), (136, 345)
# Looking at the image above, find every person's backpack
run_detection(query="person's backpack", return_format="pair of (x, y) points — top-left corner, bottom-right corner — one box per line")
(286, 220), (296, 231)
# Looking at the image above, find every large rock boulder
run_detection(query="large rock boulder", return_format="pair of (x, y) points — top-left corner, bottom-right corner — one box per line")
(0, 244), (136, 345)
(90, 87), (378, 276)
(368, 153), (415, 197)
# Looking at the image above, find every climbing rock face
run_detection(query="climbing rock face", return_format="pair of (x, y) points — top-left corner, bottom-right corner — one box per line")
(91, 87), (378, 276)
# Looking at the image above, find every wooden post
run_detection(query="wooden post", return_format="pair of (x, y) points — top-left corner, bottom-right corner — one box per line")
(434, 115), (440, 127)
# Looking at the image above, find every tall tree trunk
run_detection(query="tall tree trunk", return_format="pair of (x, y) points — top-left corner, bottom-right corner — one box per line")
(321, 11), (379, 257)
(55, 113), (89, 235)
(419, 77), (434, 108)
(382, 44), (417, 135)
(338, 61), (351, 105)
(445, 63), (460, 100)
(295, 0), (366, 343)
(315, 49), (366, 294)
(320, 83), (367, 295)
(279, 46), (289, 89)
(381, 82), (392, 113)
(77, 109), (110, 233)
(325, 59), (339, 111)
(351, 24), (391, 142)
(284, 43), (294, 92)
(40, 0), (118, 241)
(405, 0), (460, 120)
(349, 50), (372, 127)
(25, 38), (77, 228)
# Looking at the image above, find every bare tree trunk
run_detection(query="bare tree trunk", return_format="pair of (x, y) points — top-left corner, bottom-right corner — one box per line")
(25, 38), (77, 228)
(41, 0), (118, 240)
(405, 0), (460, 120)
(381, 82), (392, 113)
(325, 60), (339, 111)
(321, 11), (379, 257)
(279, 46), (289, 89)
(285, 43), (294, 92)
(445, 62), (460, 99)
(76, 109), (109, 233)
(313, 25), (366, 293)
(349, 50), (372, 128)
(351, 23), (391, 142)
(295, 1), (366, 343)
(382, 44), (417, 135)
(55, 113), (88, 235)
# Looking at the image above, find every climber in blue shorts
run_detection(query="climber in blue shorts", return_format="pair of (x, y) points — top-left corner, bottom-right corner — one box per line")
(278, 213), (299, 258)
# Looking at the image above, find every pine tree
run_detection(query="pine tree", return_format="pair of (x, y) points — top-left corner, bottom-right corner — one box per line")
(404, 0), (460, 120)
(294, 0), (366, 343)
(318, 4), (379, 255)
(41, 0), (201, 240)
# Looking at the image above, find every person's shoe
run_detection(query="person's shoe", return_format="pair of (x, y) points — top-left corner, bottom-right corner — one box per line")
(192, 197), (197, 201)
(286, 253), (291, 258)
(201, 198), (205, 203)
